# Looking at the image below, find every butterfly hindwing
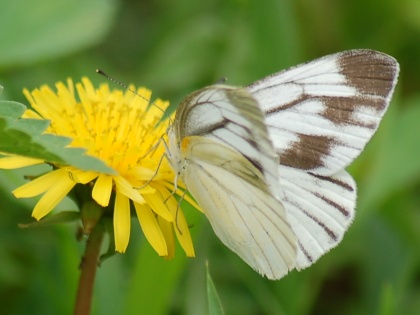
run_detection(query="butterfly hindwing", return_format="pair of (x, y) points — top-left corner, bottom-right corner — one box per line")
(180, 136), (297, 279)
(277, 165), (356, 269)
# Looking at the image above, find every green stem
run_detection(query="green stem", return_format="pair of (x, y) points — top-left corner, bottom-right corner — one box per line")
(74, 222), (105, 315)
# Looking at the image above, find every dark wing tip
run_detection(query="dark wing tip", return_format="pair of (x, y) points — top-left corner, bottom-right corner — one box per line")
(338, 49), (399, 99)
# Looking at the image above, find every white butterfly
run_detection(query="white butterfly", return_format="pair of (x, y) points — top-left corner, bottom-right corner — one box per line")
(167, 49), (399, 280)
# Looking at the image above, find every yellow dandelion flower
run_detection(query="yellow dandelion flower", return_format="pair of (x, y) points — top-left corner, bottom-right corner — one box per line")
(0, 77), (197, 259)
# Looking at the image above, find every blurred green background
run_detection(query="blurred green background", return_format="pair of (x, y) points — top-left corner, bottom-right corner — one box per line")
(1, 0), (420, 314)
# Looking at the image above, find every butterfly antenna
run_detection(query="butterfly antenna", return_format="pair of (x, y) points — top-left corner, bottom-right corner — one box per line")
(96, 69), (173, 124)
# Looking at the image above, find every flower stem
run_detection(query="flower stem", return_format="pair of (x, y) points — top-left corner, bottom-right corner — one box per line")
(74, 222), (105, 315)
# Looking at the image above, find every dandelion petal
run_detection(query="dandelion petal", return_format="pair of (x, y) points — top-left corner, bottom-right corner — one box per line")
(165, 196), (195, 257)
(14, 168), (68, 198)
(114, 191), (131, 253)
(143, 193), (173, 222)
(0, 156), (44, 169)
(92, 174), (113, 207)
(114, 176), (145, 205)
(157, 217), (175, 260)
(32, 175), (75, 220)
(134, 202), (168, 256)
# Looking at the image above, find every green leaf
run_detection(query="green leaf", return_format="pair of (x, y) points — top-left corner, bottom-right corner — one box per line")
(207, 262), (225, 315)
(0, 100), (116, 174)
(0, 0), (117, 68)
(0, 101), (26, 118)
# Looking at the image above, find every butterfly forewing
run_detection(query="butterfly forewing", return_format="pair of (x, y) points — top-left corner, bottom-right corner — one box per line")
(174, 85), (280, 196)
(248, 49), (399, 175)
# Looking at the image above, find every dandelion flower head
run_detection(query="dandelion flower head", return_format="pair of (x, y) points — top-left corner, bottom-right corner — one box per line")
(0, 77), (196, 259)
